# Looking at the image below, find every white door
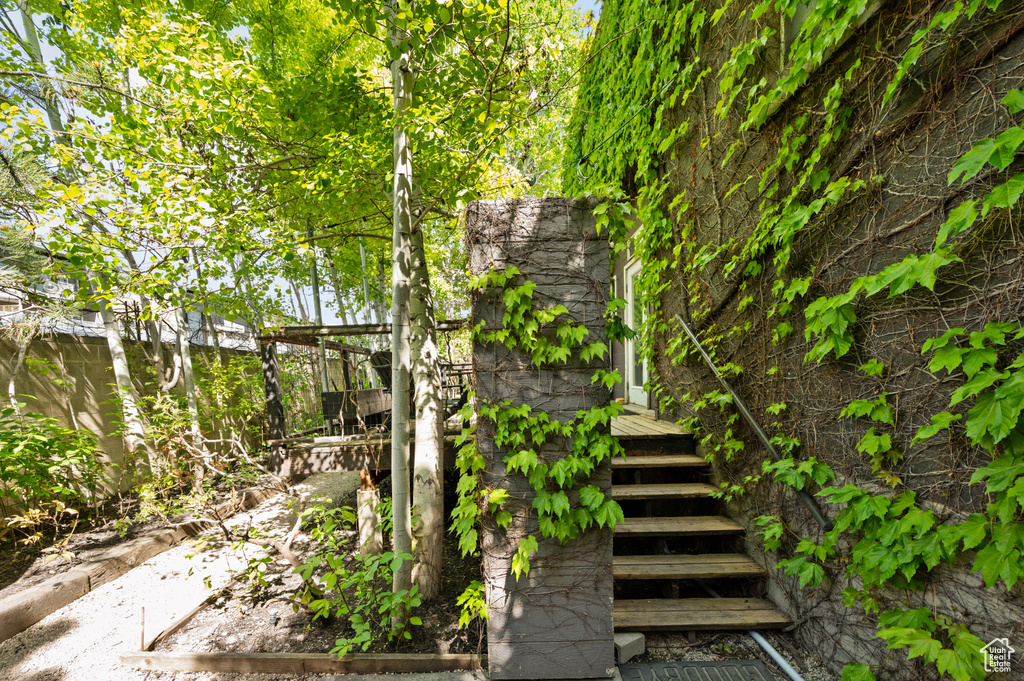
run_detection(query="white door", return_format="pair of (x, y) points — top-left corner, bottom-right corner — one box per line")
(623, 259), (647, 407)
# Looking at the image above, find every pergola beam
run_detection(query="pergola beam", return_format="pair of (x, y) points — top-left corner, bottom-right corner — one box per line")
(258, 319), (467, 340)
(256, 336), (373, 355)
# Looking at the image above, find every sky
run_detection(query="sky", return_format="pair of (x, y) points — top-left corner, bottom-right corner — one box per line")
(575, 0), (603, 14)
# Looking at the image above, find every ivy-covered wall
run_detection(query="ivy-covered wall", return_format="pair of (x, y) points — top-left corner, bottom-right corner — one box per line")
(567, 0), (1024, 679)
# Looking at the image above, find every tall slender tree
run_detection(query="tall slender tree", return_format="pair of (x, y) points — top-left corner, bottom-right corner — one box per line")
(386, 0), (415, 602)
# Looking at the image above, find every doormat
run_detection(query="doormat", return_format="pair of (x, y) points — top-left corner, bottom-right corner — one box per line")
(618, 660), (776, 681)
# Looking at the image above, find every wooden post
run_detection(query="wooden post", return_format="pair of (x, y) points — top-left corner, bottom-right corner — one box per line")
(342, 350), (352, 391)
(466, 198), (614, 680)
(260, 342), (286, 470)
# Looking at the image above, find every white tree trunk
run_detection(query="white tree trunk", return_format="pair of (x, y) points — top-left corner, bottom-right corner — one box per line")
(358, 488), (383, 556)
(290, 280), (310, 322)
(409, 220), (444, 600)
(376, 255), (389, 323)
(308, 223), (329, 394)
(6, 334), (30, 413)
(99, 300), (151, 476)
(19, 3), (151, 481)
(17, 1), (65, 141)
(359, 238), (380, 387)
(388, 0), (414, 601)
(175, 302), (204, 489)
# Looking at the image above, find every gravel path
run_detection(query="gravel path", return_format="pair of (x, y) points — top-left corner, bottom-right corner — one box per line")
(0, 473), (360, 681)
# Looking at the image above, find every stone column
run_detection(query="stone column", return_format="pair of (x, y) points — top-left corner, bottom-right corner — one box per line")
(466, 197), (614, 680)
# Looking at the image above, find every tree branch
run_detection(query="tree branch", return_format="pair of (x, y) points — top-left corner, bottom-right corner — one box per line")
(0, 70), (163, 110)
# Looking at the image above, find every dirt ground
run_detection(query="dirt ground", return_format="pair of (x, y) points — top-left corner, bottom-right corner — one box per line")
(0, 470), (486, 681)
(0, 471), (834, 681)
(0, 481), (261, 600)
(161, 528), (485, 658)
(0, 501), (162, 600)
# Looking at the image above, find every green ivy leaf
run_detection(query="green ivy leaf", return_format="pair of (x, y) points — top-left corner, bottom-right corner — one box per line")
(1003, 89), (1024, 114)
(511, 535), (538, 580)
(989, 127), (1024, 171)
(912, 411), (962, 444)
(960, 348), (998, 378)
(936, 641), (984, 681)
(878, 626), (941, 663)
(923, 327), (966, 353)
(949, 368), (1007, 406)
(911, 531), (946, 569)
(934, 201), (978, 248)
(593, 499), (623, 528)
(949, 140), (997, 185)
(965, 390), (1019, 447)
(852, 494), (889, 522)
(982, 173), (1024, 217)
(882, 42), (923, 109)
(578, 484), (604, 511)
(778, 554), (825, 587)
(857, 428), (891, 456)
(959, 513), (989, 550)
(968, 453), (1024, 492)
(859, 359), (885, 377)
(899, 507), (934, 538)
(818, 484), (863, 504)
(928, 345), (967, 374)
(840, 663), (876, 681)
(757, 515), (784, 551)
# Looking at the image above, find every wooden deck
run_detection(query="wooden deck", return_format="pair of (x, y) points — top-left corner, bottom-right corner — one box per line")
(610, 413), (687, 439)
(268, 403), (791, 632)
(270, 431), (460, 477)
(611, 483), (717, 501)
(271, 411), (688, 477)
(611, 453), (706, 468)
(613, 516), (746, 537)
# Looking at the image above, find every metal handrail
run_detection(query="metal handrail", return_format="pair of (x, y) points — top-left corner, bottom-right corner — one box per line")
(674, 314), (833, 531)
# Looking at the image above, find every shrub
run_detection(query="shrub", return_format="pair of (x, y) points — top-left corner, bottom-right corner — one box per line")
(292, 502), (422, 656)
(0, 406), (104, 540)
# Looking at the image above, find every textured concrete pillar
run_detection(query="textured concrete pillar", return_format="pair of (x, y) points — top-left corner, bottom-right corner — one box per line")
(466, 198), (613, 680)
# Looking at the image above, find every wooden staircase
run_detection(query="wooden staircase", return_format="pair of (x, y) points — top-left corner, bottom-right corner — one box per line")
(609, 413), (790, 633)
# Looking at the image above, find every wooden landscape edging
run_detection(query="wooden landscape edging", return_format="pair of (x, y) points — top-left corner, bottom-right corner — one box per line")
(0, 485), (277, 644)
(120, 651), (485, 675)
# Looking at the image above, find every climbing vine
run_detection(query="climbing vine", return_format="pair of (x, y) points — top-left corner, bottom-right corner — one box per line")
(566, 0), (1024, 678)
(453, 261), (628, 582)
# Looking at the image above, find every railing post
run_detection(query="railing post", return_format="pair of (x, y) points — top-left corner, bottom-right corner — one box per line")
(260, 341), (286, 468)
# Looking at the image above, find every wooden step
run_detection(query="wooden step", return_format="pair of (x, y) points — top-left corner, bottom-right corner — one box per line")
(611, 414), (690, 440)
(613, 554), (765, 580)
(614, 516), (744, 537)
(612, 483), (717, 501)
(611, 454), (706, 469)
(614, 598), (790, 631)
